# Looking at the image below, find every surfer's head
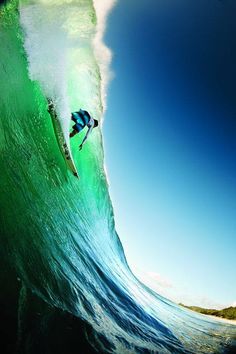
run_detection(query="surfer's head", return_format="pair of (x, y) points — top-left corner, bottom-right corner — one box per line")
(93, 119), (99, 128)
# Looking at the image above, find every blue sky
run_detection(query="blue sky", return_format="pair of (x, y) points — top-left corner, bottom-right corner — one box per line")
(103, 0), (236, 308)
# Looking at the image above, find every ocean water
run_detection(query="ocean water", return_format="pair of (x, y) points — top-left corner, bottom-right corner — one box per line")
(0, 1), (235, 353)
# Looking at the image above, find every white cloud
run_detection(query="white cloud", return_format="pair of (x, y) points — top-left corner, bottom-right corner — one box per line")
(130, 266), (232, 310)
(145, 271), (173, 289)
(130, 266), (175, 301)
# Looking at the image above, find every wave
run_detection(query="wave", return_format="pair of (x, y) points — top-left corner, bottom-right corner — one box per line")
(0, 1), (235, 353)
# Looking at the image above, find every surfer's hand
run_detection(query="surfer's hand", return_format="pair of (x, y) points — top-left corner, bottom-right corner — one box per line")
(79, 144), (83, 151)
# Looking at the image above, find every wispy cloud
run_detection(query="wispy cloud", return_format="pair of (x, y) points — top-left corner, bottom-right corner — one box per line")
(131, 266), (175, 300)
(130, 266), (231, 310)
(145, 271), (173, 289)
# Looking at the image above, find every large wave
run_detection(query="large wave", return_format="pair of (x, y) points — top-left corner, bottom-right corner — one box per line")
(0, 1), (235, 353)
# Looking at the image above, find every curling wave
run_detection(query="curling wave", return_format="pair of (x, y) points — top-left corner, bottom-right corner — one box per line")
(0, 1), (235, 353)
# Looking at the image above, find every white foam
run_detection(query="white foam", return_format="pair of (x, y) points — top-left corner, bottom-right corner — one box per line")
(19, 0), (115, 140)
(92, 0), (116, 115)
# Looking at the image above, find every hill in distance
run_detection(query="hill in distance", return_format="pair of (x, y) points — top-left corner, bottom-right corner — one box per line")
(179, 304), (236, 320)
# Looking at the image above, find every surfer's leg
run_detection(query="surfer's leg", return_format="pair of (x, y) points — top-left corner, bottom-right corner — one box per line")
(70, 129), (78, 138)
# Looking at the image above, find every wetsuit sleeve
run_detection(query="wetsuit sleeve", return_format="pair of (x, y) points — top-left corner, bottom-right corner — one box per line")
(80, 119), (94, 146)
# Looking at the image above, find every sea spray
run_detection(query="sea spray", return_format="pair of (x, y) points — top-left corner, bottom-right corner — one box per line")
(19, 0), (115, 138)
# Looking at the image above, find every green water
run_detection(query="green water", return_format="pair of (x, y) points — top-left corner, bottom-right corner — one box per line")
(0, 0), (120, 301)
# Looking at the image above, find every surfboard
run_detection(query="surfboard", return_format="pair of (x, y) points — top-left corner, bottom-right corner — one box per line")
(47, 99), (79, 178)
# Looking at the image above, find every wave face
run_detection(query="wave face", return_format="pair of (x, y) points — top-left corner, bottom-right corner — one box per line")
(0, 1), (235, 353)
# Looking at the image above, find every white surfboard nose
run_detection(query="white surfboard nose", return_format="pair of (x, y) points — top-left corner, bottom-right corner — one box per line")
(47, 98), (79, 179)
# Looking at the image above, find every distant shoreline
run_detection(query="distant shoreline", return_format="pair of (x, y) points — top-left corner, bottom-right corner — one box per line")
(204, 314), (236, 325)
(179, 304), (236, 323)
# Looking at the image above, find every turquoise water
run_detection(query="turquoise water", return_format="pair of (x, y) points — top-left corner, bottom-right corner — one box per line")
(0, 1), (235, 353)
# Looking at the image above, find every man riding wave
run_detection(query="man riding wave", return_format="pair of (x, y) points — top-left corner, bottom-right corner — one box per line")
(70, 109), (99, 150)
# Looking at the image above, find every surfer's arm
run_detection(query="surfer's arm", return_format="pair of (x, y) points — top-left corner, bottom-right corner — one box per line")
(79, 120), (94, 150)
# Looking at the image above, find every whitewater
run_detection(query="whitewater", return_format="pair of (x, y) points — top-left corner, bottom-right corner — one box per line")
(0, 0), (235, 353)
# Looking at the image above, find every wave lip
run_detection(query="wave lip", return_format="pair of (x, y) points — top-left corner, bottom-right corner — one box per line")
(92, 0), (116, 113)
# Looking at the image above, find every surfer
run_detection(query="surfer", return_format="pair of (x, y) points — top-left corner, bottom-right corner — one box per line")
(70, 109), (99, 150)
